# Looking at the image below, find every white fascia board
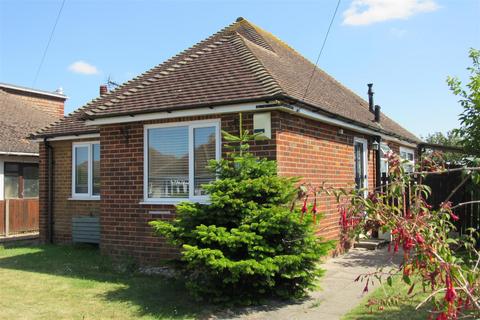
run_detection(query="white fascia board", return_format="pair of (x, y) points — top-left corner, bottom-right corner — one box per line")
(83, 102), (417, 147)
(32, 133), (100, 143)
(0, 151), (39, 157)
(0, 82), (67, 100)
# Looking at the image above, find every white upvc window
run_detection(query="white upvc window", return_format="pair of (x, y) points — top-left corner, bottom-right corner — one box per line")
(380, 143), (391, 177)
(400, 146), (415, 173)
(72, 142), (100, 200)
(143, 119), (221, 204)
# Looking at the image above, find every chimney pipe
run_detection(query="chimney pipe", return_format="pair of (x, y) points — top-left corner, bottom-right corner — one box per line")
(374, 105), (381, 122)
(367, 83), (374, 113)
(99, 84), (108, 96)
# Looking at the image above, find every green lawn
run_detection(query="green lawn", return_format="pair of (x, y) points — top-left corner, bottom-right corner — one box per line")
(342, 275), (432, 320)
(0, 244), (208, 320)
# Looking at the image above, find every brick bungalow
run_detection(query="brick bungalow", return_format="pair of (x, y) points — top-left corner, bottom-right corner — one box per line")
(32, 18), (419, 264)
(0, 82), (66, 236)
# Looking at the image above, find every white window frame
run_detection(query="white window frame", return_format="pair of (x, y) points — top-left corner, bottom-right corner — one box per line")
(380, 143), (391, 176)
(71, 141), (100, 200)
(399, 146), (415, 171)
(353, 137), (368, 197)
(143, 119), (221, 205)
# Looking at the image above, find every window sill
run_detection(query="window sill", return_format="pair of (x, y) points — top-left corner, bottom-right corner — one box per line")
(140, 198), (210, 205)
(68, 197), (101, 201)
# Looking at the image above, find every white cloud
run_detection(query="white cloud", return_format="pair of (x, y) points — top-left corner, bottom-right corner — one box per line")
(343, 0), (439, 26)
(68, 60), (99, 75)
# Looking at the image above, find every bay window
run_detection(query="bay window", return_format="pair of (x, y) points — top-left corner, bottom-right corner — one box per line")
(144, 120), (220, 203)
(72, 142), (100, 199)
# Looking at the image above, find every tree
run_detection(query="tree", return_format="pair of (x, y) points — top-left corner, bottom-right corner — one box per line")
(447, 48), (480, 157)
(150, 130), (333, 304)
(423, 131), (463, 164)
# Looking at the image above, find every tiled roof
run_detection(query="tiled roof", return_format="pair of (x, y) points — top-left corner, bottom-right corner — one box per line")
(0, 91), (59, 154)
(35, 18), (419, 143)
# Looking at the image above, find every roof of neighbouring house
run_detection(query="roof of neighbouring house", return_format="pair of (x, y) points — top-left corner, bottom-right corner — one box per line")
(0, 82), (67, 100)
(34, 18), (420, 143)
(0, 90), (60, 154)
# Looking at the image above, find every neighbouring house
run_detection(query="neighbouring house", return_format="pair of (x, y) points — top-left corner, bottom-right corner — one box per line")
(0, 82), (66, 236)
(32, 18), (420, 264)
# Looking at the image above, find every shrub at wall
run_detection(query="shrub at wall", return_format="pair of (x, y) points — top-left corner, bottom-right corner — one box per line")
(150, 131), (333, 304)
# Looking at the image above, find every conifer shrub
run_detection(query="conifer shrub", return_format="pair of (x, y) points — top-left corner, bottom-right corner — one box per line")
(150, 130), (333, 304)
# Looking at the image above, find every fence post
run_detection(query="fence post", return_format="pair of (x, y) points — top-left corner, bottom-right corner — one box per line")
(5, 199), (9, 237)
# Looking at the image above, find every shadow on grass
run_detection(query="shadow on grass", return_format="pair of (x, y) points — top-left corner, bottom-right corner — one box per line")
(0, 244), (206, 319)
(0, 244), (304, 319)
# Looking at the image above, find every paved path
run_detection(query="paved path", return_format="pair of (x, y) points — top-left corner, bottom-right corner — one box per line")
(223, 248), (398, 320)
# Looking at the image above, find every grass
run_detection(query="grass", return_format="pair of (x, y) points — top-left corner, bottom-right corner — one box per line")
(342, 275), (433, 320)
(0, 244), (209, 320)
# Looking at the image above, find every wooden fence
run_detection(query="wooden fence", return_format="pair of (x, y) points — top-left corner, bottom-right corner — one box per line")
(0, 199), (39, 236)
(379, 170), (479, 237)
(424, 170), (480, 236)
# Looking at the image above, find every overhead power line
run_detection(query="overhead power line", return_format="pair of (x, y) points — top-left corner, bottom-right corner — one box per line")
(302, 0), (341, 101)
(32, 0), (66, 87)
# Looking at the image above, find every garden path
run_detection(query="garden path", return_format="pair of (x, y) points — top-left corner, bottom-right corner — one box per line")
(222, 247), (399, 320)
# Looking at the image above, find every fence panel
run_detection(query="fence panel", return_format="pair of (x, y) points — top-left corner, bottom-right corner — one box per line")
(0, 200), (4, 236)
(423, 168), (479, 236)
(6, 199), (39, 235)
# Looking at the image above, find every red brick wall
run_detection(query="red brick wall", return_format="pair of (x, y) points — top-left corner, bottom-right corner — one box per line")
(39, 109), (412, 264)
(38, 140), (100, 244)
(275, 113), (378, 248)
(99, 112), (278, 264)
(1, 88), (65, 118)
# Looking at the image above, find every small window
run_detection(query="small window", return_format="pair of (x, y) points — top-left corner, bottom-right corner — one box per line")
(145, 120), (220, 203)
(379, 143), (391, 177)
(23, 165), (39, 198)
(72, 142), (100, 199)
(5, 163), (20, 198)
(399, 147), (415, 173)
(3, 163), (39, 199)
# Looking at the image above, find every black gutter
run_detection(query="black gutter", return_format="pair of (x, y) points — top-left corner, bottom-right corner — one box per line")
(44, 138), (54, 244)
(31, 130), (100, 141)
(278, 95), (420, 145)
(35, 93), (418, 145)
(82, 95), (282, 120)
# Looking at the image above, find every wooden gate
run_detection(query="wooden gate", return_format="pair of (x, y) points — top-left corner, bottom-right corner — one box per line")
(0, 199), (39, 236)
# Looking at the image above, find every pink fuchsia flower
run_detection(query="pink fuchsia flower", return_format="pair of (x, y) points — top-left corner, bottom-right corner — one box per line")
(311, 199), (318, 224)
(415, 233), (425, 244)
(450, 212), (460, 221)
(445, 275), (457, 303)
(301, 199), (308, 214)
(441, 201), (452, 210)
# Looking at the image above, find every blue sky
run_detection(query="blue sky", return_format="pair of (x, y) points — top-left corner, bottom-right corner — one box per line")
(1, 0), (479, 138)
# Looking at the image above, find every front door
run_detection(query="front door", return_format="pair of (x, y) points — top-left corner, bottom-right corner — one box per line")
(354, 138), (368, 196)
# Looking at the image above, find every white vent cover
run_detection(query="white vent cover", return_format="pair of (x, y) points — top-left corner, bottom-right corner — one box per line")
(253, 112), (271, 139)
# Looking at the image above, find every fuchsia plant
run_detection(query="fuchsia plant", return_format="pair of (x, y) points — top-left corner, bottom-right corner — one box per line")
(298, 152), (480, 319)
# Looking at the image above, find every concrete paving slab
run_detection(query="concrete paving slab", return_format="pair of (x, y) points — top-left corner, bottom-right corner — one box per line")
(223, 248), (400, 320)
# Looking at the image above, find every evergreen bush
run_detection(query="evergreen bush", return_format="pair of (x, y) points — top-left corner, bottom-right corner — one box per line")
(150, 130), (333, 304)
